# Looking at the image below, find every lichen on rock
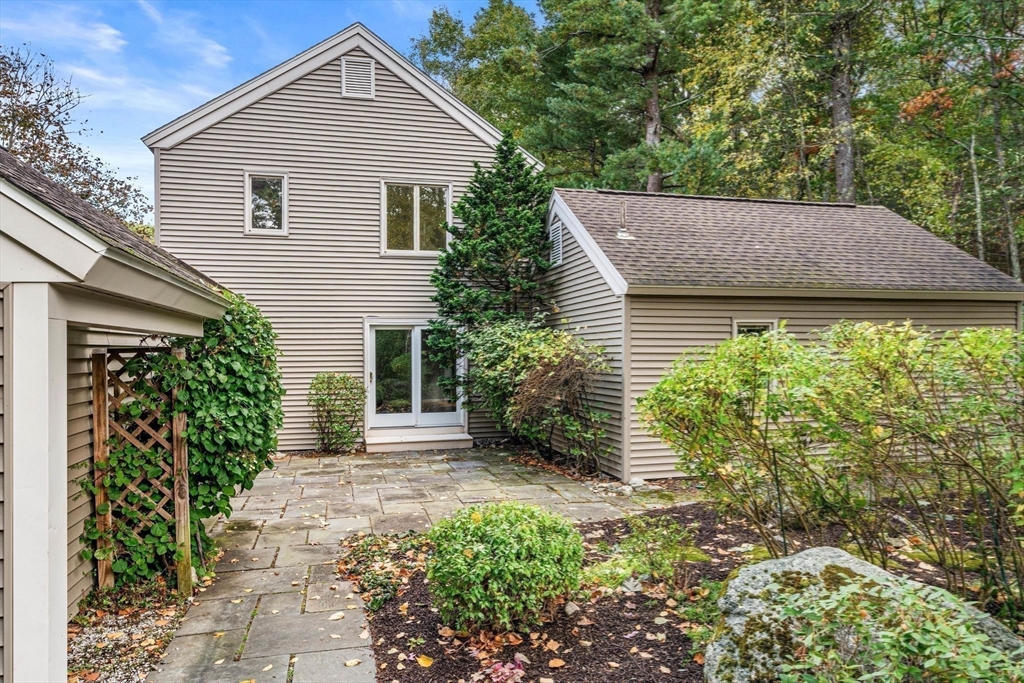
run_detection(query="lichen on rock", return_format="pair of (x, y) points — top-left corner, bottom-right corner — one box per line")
(703, 546), (1022, 683)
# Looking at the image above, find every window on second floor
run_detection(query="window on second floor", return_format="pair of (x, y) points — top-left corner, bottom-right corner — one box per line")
(383, 182), (449, 253)
(245, 172), (287, 235)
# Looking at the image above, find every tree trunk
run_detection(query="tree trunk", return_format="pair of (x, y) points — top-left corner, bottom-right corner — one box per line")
(969, 134), (985, 262)
(643, 0), (663, 193)
(830, 13), (856, 204)
(990, 87), (1021, 280)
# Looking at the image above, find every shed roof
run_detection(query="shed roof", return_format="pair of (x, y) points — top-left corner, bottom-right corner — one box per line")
(555, 188), (1023, 295)
(1, 147), (222, 295)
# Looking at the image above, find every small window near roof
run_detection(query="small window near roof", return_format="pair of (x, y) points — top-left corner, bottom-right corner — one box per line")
(383, 182), (450, 253)
(341, 57), (374, 99)
(245, 172), (287, 234)
(549, 219), (563, 266)
(734, 320), (776, 337)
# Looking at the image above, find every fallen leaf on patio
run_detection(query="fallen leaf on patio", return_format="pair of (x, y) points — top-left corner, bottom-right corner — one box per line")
(329, 611), (345, 620)
(243, 589), (254, 593)
(271, 610), (279, 614)
(330, 634), (342, 639)
(262, 664), (273, 671)
(416, 655), (434, 667)
(213, 632), (225, 638)
(693, 652), (705, 664)
(548, 659), (565, 668)
(345, 659), (361, 667)
(230, 599), (243, 604)
(214, 659), (225, 665)
(359, 629), (370, 639)
(240, 679), (256, 683)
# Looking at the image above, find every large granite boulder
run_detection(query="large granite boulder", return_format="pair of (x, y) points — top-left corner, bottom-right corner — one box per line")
(704, 546), (1022, 683)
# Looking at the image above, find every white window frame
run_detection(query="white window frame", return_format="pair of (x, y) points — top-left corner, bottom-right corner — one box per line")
(549, 219), (563, 267)
(244, 170), (289, 236)
(363, 317), (466, 430)
(379, 179), (454, 256)
(732, 319), (778, 338)
(341, 56), (375, 99)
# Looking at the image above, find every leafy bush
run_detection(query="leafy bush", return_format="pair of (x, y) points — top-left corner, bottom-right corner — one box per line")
(780, 574), (1024, 683)
(81, 292), (284, 583)
(426, 502), (584, 631)
(639, 322), (1024, 617)
(307, 371), (364, 453)
(467, 319), (610, 473)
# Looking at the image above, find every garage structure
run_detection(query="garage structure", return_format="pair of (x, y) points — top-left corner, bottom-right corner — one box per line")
(0, 148), (227, 681)
(542, 188), (1024, 480)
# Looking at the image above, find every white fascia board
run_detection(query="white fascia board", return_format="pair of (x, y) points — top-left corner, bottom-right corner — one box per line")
(625, 284), (1024, 302)
(549, 191), (628, 296)
(143, 23), (542, 166)
(1, 181), (104, 279)
(1, 178), (227, 312)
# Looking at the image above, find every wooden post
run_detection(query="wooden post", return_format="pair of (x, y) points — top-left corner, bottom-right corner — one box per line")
(91, 350), (115, 589)
(171, 347), (193, 596)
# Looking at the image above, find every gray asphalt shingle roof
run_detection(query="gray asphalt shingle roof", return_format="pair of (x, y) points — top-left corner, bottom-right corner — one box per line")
(556, 188), (1023, 294)
(1, 147), (222, 295)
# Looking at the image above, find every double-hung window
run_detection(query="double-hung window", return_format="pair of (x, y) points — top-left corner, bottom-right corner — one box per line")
(245, 171), (287, 235)
(382, 182), (450, 253)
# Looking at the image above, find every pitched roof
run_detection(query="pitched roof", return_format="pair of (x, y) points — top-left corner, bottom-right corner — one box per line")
(554, 188), (1023, 295)
(143, 23), (523, 159)
(0, 147), (223, 295)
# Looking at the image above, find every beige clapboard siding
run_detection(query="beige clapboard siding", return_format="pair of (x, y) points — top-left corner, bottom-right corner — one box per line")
(0, 288), (5, 677)
(541, 225), (624, 477)
(627, 295), (1021, 479)
(157, 48), (499, 450)
(67, 328), (144, 619)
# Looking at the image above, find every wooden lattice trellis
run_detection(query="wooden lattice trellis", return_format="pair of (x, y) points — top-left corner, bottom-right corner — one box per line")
(92, 347), (192, 594)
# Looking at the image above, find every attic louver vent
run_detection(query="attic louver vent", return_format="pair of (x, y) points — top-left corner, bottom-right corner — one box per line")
(341, 57), (374, 99)
(550, 219), (563, 266)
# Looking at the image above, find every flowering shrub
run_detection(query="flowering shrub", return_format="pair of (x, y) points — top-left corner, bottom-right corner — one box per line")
(427, 502), (584, 631)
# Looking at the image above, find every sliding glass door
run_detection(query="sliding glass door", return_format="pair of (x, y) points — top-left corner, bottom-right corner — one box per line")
(368, 325), (459, 428)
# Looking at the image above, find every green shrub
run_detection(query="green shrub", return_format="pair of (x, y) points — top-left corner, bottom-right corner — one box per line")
(307, 371), (364, 453)
(780, 574), (1024, 683)
(426, 502), (584, 631)
(618, 514), (708, 591)
(639, 322), (1024, 618)
(82, 292), (284, 583)
(466, 319), (610, 473)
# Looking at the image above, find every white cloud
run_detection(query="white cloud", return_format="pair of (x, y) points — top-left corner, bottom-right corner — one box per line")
(0, 6), (126, 53)
(136, 0), (232, 68)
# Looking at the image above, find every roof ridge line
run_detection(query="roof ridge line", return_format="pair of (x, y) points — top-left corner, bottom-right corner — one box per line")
(557, 187), (859, 208)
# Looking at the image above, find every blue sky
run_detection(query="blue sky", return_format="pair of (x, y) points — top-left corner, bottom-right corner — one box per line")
(0, 0), (535, 210)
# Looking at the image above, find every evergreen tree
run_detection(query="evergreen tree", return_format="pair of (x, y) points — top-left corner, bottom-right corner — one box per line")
(427, 133), (553, 364)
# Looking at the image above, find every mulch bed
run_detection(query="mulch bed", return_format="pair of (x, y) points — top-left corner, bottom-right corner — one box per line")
(354, 502), (984, 683)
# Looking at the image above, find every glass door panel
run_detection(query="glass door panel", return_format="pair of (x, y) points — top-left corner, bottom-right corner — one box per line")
(373, 328), (414, 426)
(419, 331), (457, 424)
(368, 325), (462, 429)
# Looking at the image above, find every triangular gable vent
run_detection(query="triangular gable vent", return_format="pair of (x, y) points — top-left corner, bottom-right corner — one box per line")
(341, 56), (374, 99)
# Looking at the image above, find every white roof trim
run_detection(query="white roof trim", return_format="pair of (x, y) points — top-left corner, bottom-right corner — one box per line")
(143, 23), (533, 162)
(549, 191), (628, 297)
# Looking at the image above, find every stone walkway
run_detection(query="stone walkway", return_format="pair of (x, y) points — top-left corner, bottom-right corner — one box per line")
(149, 447), (649, 682)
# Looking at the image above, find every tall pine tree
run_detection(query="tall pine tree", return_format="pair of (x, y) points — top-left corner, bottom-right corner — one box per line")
(427, 133), (552, 364)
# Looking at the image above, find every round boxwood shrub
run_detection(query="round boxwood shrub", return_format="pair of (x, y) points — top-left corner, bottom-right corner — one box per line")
(426, 501), (584, 632)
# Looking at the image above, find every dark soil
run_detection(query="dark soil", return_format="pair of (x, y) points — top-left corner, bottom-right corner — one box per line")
(359, 502), (988, 683)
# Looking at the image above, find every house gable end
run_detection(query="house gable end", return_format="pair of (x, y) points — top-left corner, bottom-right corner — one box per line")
(143, 24), (510, 155)
(549, 191), (628, 297)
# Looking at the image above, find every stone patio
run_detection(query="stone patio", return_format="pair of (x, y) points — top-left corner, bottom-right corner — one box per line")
(149, 447), (650, 682)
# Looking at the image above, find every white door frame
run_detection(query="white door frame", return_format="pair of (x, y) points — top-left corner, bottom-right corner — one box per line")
(363, 317), (463, 430)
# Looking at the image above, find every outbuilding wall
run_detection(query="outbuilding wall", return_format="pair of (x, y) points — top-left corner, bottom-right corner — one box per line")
(626, 295), (1022, 479)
